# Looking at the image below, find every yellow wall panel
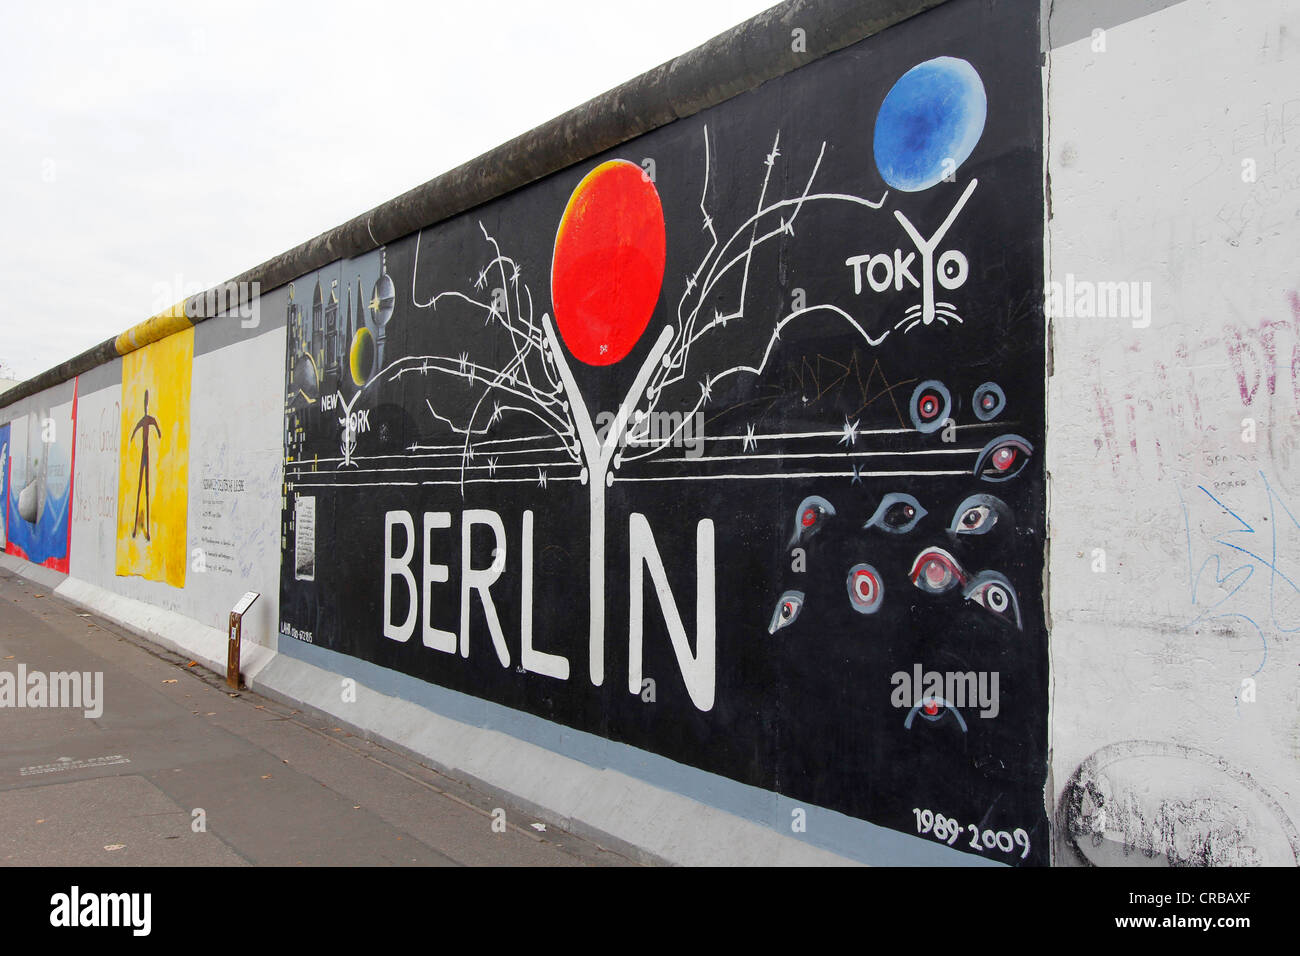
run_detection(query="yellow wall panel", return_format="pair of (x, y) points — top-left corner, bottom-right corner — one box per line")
(115, 329), (193, 587)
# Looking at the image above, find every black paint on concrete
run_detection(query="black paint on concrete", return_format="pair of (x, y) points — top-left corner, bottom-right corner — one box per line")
(281, 0), (1049, 864)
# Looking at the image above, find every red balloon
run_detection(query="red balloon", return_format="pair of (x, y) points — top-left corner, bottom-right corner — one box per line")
(551, 160), (666, 366)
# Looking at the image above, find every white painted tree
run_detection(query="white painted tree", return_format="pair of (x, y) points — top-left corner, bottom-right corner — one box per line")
(345, 126), (895, 701)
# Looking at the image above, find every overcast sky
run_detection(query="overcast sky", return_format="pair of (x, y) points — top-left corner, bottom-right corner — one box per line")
(0, 0), (780, 381)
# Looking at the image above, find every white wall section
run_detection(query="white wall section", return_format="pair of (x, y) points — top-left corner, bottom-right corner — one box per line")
(1046, 0), (1300, 865)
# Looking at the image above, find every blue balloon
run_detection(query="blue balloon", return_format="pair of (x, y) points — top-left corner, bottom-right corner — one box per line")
(874, 57), (987, 192)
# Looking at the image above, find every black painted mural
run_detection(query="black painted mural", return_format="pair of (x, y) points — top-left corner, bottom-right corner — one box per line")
(280, 0), (1048, 863)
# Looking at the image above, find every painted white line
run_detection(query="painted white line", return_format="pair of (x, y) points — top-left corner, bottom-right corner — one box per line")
(641, 448), (982, 464)
(614, 470), (970, 482)
(290, 475), (583, 489)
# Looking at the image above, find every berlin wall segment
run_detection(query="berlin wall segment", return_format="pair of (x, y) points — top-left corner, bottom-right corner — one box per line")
(278, 0), (1047, 864)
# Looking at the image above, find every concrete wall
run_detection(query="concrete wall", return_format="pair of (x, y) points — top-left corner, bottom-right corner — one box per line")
(65, 314), (285, 652)
(2, 0), (1296, 867)
(1045, 0), (1300, 865)
(273, 0), (1046, 865)
(3, 378), (76, 571)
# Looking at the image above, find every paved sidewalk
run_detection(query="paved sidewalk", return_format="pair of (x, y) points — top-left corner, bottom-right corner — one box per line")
(0, 568), (637, 867)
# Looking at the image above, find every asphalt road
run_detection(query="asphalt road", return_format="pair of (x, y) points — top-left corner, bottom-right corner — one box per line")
(0, 568), (637, 867)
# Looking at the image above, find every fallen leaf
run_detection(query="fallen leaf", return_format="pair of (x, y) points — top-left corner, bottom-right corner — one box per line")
(104, 844), (125, 851)
(163, 679), (178, 684)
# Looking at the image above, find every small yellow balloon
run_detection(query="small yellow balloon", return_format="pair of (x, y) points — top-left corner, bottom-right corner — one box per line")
(350, 327), (375, 386)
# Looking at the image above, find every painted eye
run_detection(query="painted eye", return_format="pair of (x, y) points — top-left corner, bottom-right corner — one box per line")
(964, 570), (1023, 630)
(845, 563), (884, 615)
(909, 380), (951, 434)
(974, 434), (1032, 482)
(909, 547), (968, 595)
(904, 696), (969, 732)
(788, 495), (836, 548)
(864, 492), (927, 534)
(972, 382), (1006, 421)
(948, 494), (1010, 536)
(768, 590), (805, 634)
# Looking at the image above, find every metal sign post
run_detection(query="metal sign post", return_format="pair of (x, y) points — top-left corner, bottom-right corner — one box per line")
(227, 591), (260, 689)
